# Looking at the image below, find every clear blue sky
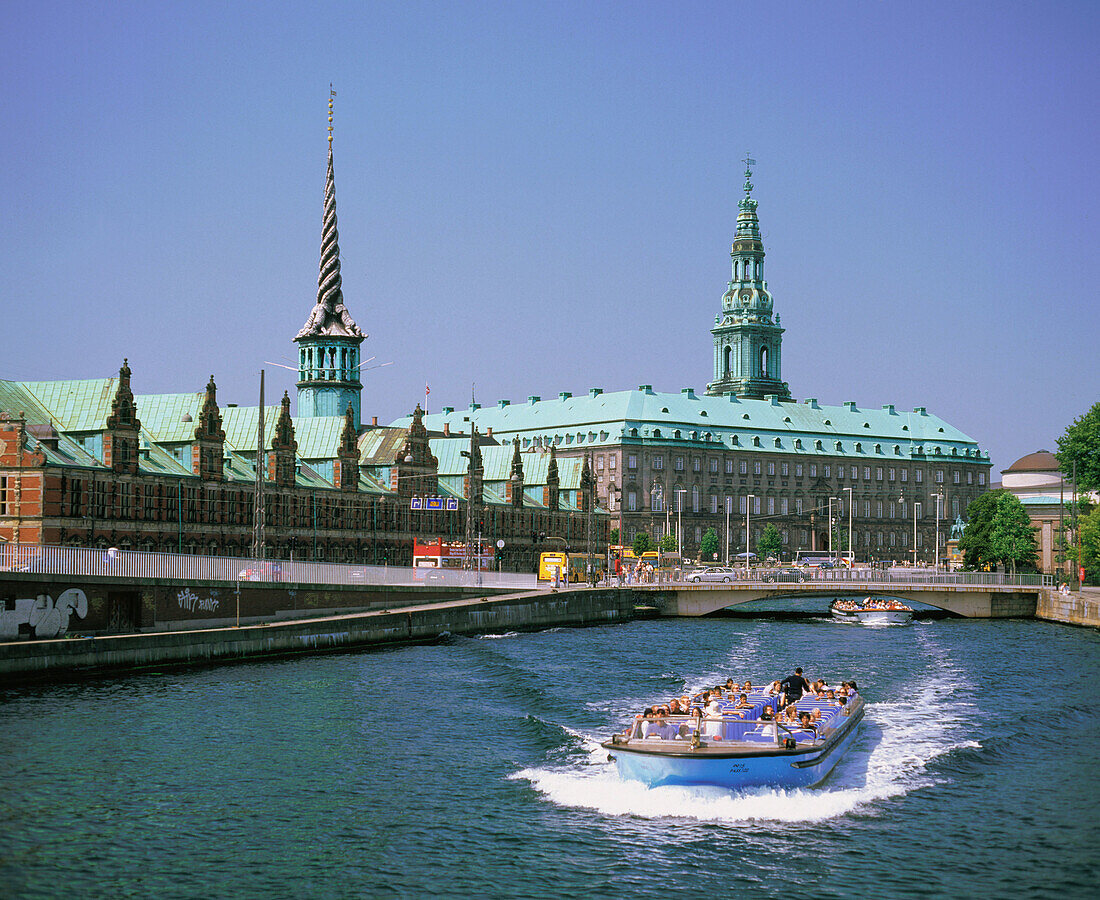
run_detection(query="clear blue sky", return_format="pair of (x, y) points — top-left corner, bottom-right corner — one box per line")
(2, 0), (1097, 476)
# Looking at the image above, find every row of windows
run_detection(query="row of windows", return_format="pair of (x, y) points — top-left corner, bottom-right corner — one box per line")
(609, 453), (986, 487)
(51, 478), (592, 539)
(622, 488), (964, 520)
(628, 522), (929, 550)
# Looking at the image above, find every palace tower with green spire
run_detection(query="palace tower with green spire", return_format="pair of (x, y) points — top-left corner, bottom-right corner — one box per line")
(705, 161), (791, 401)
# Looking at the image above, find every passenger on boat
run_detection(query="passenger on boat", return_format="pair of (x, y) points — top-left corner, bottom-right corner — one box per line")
(733, 693), (752, 713)
(765, 679), (782, 696)
(742, 680), (753, 692)
(758, 705), (778, 738)
(780, 668), (812, 704)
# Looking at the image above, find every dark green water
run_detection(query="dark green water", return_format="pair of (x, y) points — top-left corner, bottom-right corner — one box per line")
(2, 617), (1098, 899)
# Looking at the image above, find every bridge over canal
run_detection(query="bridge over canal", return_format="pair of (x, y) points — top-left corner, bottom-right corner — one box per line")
(629, 572), (1051, 618)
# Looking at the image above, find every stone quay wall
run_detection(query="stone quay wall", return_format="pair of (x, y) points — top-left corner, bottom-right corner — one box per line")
(0, 588), (641, 682)
(1035, 588), (1100, 629)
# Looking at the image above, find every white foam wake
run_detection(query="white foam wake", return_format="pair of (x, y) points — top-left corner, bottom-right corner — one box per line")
(515, 650), (979, 824)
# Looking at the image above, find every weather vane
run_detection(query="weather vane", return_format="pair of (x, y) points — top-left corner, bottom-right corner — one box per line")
(743, 152), (756, 195)
(328, 83), (336, 143)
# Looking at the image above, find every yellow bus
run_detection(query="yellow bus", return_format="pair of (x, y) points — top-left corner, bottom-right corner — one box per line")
(538, 551), (606, 583)
(538, 551), (569, 582)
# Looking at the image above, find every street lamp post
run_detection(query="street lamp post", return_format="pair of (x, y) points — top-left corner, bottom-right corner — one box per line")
(675, 488), (686, 575)
(652, 482), (663, 585)
(725, 496), (732, 566)
(746, 494), (756, 575)
(933, 491), (943, 571)
(828, 496), (836, 565)
(901, 492), (917, 567)
(843, 486), (854, 568)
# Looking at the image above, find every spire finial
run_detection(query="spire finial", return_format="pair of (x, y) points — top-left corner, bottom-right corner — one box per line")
(742, 153), (756, 197)
(328, 84), (336, 144)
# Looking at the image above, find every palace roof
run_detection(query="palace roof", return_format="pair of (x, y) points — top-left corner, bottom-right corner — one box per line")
(391, 386), (990, 463)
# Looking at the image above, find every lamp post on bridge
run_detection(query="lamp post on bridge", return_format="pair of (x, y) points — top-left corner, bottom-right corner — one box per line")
(842, 486), (854, 568)
(746, 493), (756, 576)
(675, 487), (686, 577)
(652, 481), (663, 585)
(933, 491), (944, 571)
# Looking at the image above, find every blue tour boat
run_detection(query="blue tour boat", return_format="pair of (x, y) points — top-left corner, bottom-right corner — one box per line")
(602, 683), (864, 790)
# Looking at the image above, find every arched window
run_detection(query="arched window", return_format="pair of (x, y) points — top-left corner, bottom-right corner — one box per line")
(723, 345), (732, 375)
(760, 346), (768, 376)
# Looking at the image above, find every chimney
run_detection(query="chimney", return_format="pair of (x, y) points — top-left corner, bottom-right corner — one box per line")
(443, 422), (450, 436)
(371, 416), (378, 426)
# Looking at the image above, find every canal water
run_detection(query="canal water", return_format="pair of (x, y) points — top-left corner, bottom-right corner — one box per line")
(2, 616), (1098, 899)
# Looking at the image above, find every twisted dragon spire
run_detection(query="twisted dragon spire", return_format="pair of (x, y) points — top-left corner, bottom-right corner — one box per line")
(296, 88), (364, 340)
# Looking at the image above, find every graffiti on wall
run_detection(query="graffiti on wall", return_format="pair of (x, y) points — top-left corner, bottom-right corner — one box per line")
(176, 588), (220, 614)
(0, 588), (88, 640)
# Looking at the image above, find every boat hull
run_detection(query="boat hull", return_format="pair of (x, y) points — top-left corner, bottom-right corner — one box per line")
(831, 608), (912, 625)
(604, 704), (864, 790)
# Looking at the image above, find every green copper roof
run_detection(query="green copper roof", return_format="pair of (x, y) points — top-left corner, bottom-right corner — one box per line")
(394, 388), (989, 463)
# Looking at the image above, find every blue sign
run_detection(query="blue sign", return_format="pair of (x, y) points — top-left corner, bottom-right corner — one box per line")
(410, 496), (459, 511)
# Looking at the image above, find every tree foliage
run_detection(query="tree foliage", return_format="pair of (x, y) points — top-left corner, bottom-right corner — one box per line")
(959, 490), (1005, 569)
(989, 492), (1038, 573)
(632, 531), (653, 558)
(609, 528), (619, 546)
(959, 489), (1038, 571)
(1056, 401), (1100, 493)
(700, 526), (720, 561)
(658, 532), (678, 553)
(757, 523), (783, 560)
(1077, 505), (1100, 584)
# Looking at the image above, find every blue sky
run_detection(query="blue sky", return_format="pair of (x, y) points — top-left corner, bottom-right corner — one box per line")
(2, 1), (1097, 476)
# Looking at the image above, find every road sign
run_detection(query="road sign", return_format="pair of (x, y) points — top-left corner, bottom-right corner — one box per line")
(410, 496), (460, 511)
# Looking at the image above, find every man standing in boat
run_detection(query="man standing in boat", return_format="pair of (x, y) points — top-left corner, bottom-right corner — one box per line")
(780, 667), (812, 708)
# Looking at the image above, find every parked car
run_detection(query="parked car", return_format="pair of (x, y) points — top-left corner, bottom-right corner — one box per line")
(762, 567), (807, 583)
(688, 566), (738, 583)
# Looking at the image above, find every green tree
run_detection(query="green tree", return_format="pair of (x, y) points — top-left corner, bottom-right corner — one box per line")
(632, 531), (653, 558)
(1056, 401), (1100, 493)
(958, 489), (1008, 569)
(609, 528), (619, 546)
(1077, 505), (1100, 584)
(757, 523), (783, 560)
(989, 491), (1038, 573)
(658, 532), (677, 553)
(699, 526), (720, 561)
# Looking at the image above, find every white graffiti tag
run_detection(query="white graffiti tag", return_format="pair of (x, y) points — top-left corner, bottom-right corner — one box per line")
(0, 588), (88, 640)
(176, 588), (220, 613)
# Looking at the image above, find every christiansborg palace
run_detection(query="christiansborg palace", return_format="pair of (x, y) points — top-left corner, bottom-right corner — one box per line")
(0, 114), (990, 567)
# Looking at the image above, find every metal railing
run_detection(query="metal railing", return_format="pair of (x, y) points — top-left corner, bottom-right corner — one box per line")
(0, 543), (538, 590)
(652, 566), (1052, 589)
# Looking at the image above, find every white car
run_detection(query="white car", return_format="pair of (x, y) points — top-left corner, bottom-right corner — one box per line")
(688, 566), (738, 583)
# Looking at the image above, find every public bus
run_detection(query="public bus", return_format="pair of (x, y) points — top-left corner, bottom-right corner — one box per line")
(413, 538), (493, 574)
(537, 551), (607, 583)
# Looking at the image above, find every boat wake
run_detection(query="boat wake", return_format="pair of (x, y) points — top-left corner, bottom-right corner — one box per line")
(513, 647), (978, 824)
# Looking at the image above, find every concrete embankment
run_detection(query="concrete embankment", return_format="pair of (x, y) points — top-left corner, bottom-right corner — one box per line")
(0, 588), (641, 682)
(1035, 588), (1100, 629)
